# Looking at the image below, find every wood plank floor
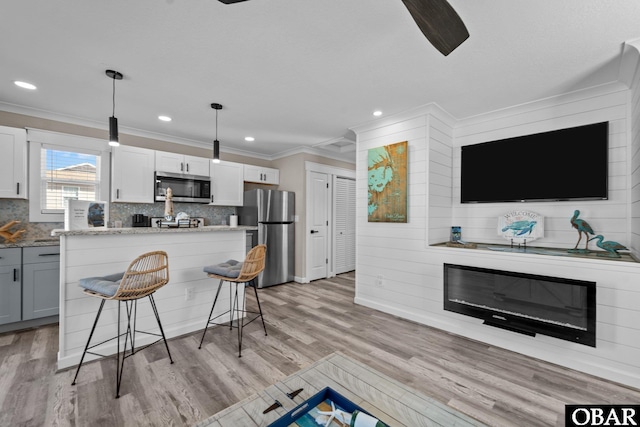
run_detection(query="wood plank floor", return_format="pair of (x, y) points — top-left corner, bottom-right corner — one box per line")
(1, 272), (639, 426)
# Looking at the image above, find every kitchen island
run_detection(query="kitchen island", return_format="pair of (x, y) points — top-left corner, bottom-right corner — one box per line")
(52, 225), (257, 370)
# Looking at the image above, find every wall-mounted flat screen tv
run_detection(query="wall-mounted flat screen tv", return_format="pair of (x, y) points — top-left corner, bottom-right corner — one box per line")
(460, 122), (608, 203)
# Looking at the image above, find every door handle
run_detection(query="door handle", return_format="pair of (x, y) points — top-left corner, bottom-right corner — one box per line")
(310, 230), (318, 234)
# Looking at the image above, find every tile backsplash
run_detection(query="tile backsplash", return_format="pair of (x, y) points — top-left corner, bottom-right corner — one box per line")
(0, 199), (236, 241)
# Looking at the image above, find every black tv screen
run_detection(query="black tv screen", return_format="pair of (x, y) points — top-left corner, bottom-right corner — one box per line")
(461, 122), (608, 203)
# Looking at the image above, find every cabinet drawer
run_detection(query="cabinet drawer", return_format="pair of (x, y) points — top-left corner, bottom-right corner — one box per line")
(0, 248), (21, 266)
(23, 246), (61, 264)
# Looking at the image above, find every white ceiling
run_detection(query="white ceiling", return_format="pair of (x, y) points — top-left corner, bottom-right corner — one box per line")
(1, 1), (640, 162)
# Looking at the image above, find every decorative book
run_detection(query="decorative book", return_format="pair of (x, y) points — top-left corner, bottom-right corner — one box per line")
(64, 200), (109, 231)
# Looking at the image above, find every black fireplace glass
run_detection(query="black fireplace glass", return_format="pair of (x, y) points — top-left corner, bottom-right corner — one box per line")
(444, 264), (596, 347)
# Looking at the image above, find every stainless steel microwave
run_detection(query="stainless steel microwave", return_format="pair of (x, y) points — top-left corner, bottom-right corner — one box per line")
(155, 172), (211, 203)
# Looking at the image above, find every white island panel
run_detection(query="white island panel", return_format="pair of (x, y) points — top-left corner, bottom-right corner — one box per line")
(57, 227), (252, 370)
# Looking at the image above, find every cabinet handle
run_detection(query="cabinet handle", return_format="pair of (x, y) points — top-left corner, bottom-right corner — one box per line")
(13, 268), (19, 282)
(117, 189), (120, 199)
(16, 182), (20, 195)
(181, 162), (184, 172)
(39, 253), (60, 257)
(186, 163), (189, 172)
(211, 195), (214, 203)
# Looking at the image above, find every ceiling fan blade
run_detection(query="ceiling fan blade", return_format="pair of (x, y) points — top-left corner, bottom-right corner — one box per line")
(218, 0), (250, 4)
(401, 0), (469, 56)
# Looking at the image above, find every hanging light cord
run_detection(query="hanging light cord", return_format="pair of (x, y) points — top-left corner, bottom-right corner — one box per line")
(215, 108), (218, 140)
(112, 76), (116, 117)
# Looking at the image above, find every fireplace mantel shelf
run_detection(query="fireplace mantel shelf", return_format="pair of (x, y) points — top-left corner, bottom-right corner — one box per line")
(431, 241), (639, 263)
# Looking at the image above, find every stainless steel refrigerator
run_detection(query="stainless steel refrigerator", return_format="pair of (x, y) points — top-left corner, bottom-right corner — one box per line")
(239, 189), (295, 288)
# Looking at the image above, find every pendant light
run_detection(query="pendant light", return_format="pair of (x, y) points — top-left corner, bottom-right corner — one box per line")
(106, 69), (123, 147)
(211, 103), (222, 163)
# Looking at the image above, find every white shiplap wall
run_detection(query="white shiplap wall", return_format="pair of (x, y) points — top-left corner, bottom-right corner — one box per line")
(353, 87), (640, 389)
(629, 42), (640, 255)
(58, 230), (246, 370)
(453, 83), (630, 249)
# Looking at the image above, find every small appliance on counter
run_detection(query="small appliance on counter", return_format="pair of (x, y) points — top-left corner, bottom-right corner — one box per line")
(132, 214), (151, 227)
(151, 215), (204, 228)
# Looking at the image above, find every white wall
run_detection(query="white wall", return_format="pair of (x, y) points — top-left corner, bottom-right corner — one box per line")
(57, 229), (246, 370)
(452, 83), (629, 249)
(353, 84), (640, 388)
(629, 42), (640, 255)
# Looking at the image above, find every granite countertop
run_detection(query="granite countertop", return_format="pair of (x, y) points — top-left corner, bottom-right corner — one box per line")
(51, 225), (258, 237)
(0, 238), (60, 249)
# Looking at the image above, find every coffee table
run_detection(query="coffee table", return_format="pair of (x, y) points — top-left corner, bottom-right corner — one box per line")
(193, 352), (485, 427)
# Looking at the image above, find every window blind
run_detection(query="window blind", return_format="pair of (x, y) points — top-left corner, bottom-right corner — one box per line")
(40, 147), (101, 212)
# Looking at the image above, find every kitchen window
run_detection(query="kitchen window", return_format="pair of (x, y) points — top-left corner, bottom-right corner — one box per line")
(28, 130), (110, 223)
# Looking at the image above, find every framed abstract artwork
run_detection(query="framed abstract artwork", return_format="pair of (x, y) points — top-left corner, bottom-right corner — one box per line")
(367, 141), (408, 223)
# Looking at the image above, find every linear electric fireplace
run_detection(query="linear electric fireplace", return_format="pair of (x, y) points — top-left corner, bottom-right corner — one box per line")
(444, 264), (596, 347)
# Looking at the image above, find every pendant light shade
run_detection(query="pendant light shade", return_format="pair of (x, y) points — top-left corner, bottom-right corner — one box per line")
(211, 103), (223, 163)
(109, 116), (119, 146)
(213, 139), (220, 163)
(106, 70), (123, 147)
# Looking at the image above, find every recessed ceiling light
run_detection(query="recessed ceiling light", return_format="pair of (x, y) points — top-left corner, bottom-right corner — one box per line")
(373, 110), (383, 117)
(14, 81), (37, 90)
(158, 115), (172, 122)
(244, 136), (255, 142)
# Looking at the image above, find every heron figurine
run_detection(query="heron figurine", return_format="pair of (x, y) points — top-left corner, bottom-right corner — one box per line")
(588, 235), (628, 258)
(570, 210), (594, 252)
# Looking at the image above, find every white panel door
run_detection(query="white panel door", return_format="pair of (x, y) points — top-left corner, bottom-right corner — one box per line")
(111, 145), (155, 203)
(0, 126), (27, 199)
(307, 171), (329, 281)
(210, 161), (244, 206)
(184, 155), (210, 176)
(155, 150), (183, 174)
(334, 177), (356, 274)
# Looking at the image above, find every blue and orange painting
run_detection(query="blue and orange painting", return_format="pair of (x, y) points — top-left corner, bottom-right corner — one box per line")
(367, 141), (407, 223)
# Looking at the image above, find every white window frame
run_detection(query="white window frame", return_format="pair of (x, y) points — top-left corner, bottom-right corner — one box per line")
(28, 129), (110, 223)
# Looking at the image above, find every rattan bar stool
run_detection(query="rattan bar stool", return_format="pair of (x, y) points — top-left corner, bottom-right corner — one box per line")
(71, 250), (174, 398)
(199, 244), (267, 357)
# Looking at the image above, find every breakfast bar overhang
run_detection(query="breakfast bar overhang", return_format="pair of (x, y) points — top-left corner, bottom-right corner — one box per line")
(52, 225), (257, 370)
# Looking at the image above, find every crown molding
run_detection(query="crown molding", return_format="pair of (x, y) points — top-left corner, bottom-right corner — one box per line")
(349, 102), (457, 135)
(1, 102), (356, 164)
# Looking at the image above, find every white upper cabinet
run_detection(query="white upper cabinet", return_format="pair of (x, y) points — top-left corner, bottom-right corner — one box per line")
(210, 161), (244, 206)
(111, 145), (155, 203)
(0, 126), (27, 199)
(155, 151), (210, 177)
(244, 164), (279, 185)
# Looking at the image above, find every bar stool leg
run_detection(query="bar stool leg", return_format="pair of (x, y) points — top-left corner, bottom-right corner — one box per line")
(115, 300), (123, 398)
(149, 294), (174, 363)
(251, 282), (268, 336)
(229, 280), (234, 330)
(199, 279), (224, 349)
(71, 299), (106, 386)
(238, 283), (246, 358)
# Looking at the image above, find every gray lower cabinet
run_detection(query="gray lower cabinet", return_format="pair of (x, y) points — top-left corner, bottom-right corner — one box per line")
(0, 245), (60, 326)
(22, 246), (60, 320)
(0, 248), (22, 325)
